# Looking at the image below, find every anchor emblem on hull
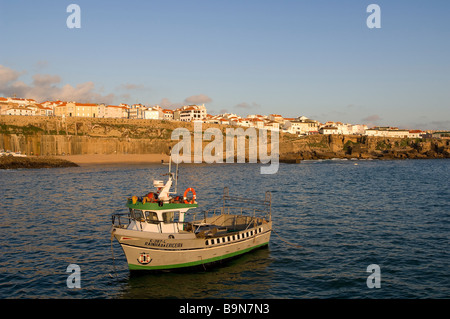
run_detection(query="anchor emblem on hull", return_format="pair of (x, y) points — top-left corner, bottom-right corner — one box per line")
(137, 253), (152, 264)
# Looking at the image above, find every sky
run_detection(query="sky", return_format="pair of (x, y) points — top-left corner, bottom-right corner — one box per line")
(0, 0), (449, 130)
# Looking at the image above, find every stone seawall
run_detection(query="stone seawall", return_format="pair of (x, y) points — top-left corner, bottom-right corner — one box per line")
(0, 133), (172, 156)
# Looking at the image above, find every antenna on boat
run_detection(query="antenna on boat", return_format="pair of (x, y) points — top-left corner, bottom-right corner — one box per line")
(168, 146), (172, 174)
(175, 161), (179, 194)
(166, 146), (179, 194)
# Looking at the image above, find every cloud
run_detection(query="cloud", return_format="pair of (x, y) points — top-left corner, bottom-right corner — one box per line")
(119, 83), (146, 91)
(0, 64), (114, 104)
(59, 82), (114, 104)
(362, 114), (381, 122)
(361, 114), (382, 128)
(429, 120), (450, 130)
(32, 74), (61, 87)
(184, 94), (212, 105)
(148, 98), (181, 109)
(0, 65), (22, 87)
(234, 102), (260, 109)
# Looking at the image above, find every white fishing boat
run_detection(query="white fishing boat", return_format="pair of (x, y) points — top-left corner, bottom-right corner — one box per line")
(111, 161), (272, 271)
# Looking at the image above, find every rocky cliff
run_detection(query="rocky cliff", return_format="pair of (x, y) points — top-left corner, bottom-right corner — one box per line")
(279, 134), (450, 161)
(1, 116), (449, 161)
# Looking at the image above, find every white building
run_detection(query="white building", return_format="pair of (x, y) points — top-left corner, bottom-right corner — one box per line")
(238, 118), (252, 127)
(162, 109), (174, 120)
(128, 104), (146, 119)
(178, 104), (207, 122)
(251, 118), (264, 129)
(267, 114), (284, 123)
(263, 120), (280, 131)
(319, 126), (339, 135)
(35, 104), (53, 116)
(7, 98), (36, 106)
(105, 105), (128, 118)
(408, 130), (424, 138)
(5, 107), (35, 116)
(365, 127), (411, 138)
(143, 107), (163, 120)
(284, 117), (319, 135)
(351, 124), (368, 135)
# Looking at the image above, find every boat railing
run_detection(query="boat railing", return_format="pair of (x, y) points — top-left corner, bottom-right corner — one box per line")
(187, 187), (271, 224)
(187, 203), (270, 235)
(223, 187), (272, 220)
(111, 212), (132, 228)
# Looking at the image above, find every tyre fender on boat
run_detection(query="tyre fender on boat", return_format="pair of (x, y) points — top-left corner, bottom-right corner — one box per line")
(183, 187), (196, 204)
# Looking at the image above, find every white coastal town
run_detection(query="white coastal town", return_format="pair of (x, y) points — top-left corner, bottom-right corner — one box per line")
(0, 96), (448, 139)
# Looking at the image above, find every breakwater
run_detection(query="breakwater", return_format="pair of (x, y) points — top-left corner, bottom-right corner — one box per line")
(1, 115), (449, 161)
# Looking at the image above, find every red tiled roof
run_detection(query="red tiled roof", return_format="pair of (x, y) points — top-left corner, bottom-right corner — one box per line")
(75, 103), (97, 106)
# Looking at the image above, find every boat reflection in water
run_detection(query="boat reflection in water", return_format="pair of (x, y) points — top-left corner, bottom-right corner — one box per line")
(120, 246), (274, 298)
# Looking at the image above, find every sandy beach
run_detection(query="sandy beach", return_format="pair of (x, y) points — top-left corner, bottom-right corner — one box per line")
(55, 154), (171, 166)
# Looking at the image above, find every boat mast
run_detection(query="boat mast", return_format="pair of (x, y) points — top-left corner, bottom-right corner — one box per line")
(166, 146), (178, 194)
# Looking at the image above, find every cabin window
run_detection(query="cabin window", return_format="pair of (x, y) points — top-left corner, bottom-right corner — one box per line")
(145, 211), (159, 224)
(162, 211), (180, 224)
(132, 210), (145, 222)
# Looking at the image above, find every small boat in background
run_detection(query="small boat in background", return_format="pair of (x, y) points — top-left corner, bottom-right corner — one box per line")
(0, 150), (27, 157)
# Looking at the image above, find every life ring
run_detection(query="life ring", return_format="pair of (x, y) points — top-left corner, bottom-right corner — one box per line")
(183, 187), (196, 204)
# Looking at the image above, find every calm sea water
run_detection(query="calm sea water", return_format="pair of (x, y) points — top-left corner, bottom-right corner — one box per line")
(0, 159), (449, 299)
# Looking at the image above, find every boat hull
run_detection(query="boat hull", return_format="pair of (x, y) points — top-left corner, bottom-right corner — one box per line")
(113, 223), (272, 271)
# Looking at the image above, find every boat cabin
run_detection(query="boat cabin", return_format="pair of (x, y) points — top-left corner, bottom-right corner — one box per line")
(127, 206), (191, 233)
